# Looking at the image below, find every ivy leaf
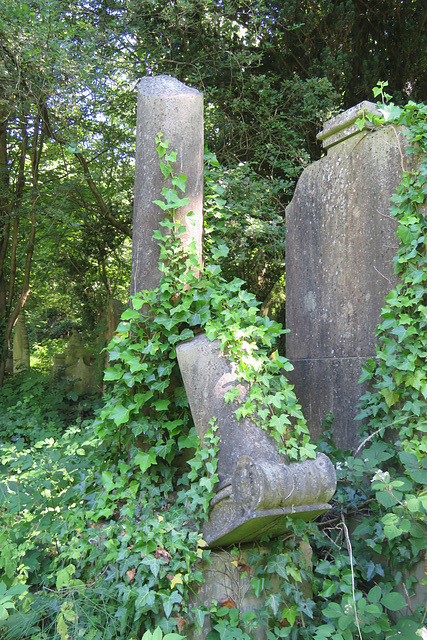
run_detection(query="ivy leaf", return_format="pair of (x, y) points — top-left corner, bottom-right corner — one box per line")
(169, 573), (183, 589)
(313, 624), (336, 639)
(211, 243), (229, 259)
(104, 364), (124, 381)
(153, 399), (170, 412)
(140, 555), (162, 578)
(281, 605), (298, 626)
(121, 308), (141, 320)
(163, 590), (182, 617)
(171, 174), (187, 192)
(135, 585), (156, 610)
(380, 388), (399, 408)
(101, 470), (115, 493)
(379, 104), (403, 121)
(381, 591), (407, 611)
(193, 608), (206, 628)
(134, 450), (156, 473)
(391, 325), (407, 341)
(319, 580), (337, 597)
(265, 592), (282, 616)
(160, 161), (172, 179)
(153, 199), (169, 211)
(110, 403), (130, 426)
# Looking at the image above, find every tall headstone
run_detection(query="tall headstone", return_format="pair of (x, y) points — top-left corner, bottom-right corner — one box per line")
(285, 101), (421, 450)
(13, 312), (30, 373)
(131, 75), (204, 296)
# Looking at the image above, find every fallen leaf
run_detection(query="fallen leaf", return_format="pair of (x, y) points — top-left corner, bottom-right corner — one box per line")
(219, 596), (237, 609)
(126, 568), (136, 584)
(238, 562), (251, 577)
(174, 616), (187, 632)
(155, 546), (171, 563)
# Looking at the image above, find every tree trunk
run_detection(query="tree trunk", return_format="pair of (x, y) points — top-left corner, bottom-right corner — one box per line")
(0, 115), (39, 387)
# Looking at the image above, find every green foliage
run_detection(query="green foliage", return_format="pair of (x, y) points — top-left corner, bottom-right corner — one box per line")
(203, 152), (286, 309)
(0, 370), (98, 442)
(0, 583), (28, 622)
(2, 0), (427, 379)
(2, 99), (427, 640)
(0, 137), (309, 639)
(0, 0), (134, 377)
(97, 134), (310, 463)
(140, 629), (186, 640)
(205, 92), (427, 640)
(218, 94), (427, 640)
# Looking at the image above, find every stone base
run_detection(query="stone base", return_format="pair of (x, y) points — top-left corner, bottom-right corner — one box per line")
(187, 548), (275, 640)
(204, 502), (331, 547)
(187, 544), (313, 640)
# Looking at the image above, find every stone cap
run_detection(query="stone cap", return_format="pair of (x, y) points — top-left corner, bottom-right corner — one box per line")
(317, 101), (380, 150)
(139, 75), (201, 97)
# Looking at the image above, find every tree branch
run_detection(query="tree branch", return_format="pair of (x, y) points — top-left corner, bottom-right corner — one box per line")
(39, 102), (132, 238)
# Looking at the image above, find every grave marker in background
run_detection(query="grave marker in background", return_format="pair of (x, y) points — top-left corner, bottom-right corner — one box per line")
(13, 312), (30, 373)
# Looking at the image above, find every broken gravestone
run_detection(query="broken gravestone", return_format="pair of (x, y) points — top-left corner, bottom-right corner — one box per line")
(131, 75), (204, 296)
(130, 75), (336, 549)
(177, 333), (336, 547)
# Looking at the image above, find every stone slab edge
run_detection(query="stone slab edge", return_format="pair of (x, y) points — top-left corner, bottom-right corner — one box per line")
(317, 100), (380, 149)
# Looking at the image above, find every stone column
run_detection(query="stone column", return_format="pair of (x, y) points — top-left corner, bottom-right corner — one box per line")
(285, 101), (421, 450)
(131, 75), (204, 296)
(13, 312), (30, 373)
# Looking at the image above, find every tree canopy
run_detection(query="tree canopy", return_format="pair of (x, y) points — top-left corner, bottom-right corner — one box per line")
(1, 0), (426, 378)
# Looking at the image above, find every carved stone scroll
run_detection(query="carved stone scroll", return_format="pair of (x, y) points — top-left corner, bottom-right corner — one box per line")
(176, 332), (336, 547)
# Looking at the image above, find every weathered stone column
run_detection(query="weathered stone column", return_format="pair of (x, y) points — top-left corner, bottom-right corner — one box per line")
(131, 75), (204, 296)
(285, 101), (421, 450)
